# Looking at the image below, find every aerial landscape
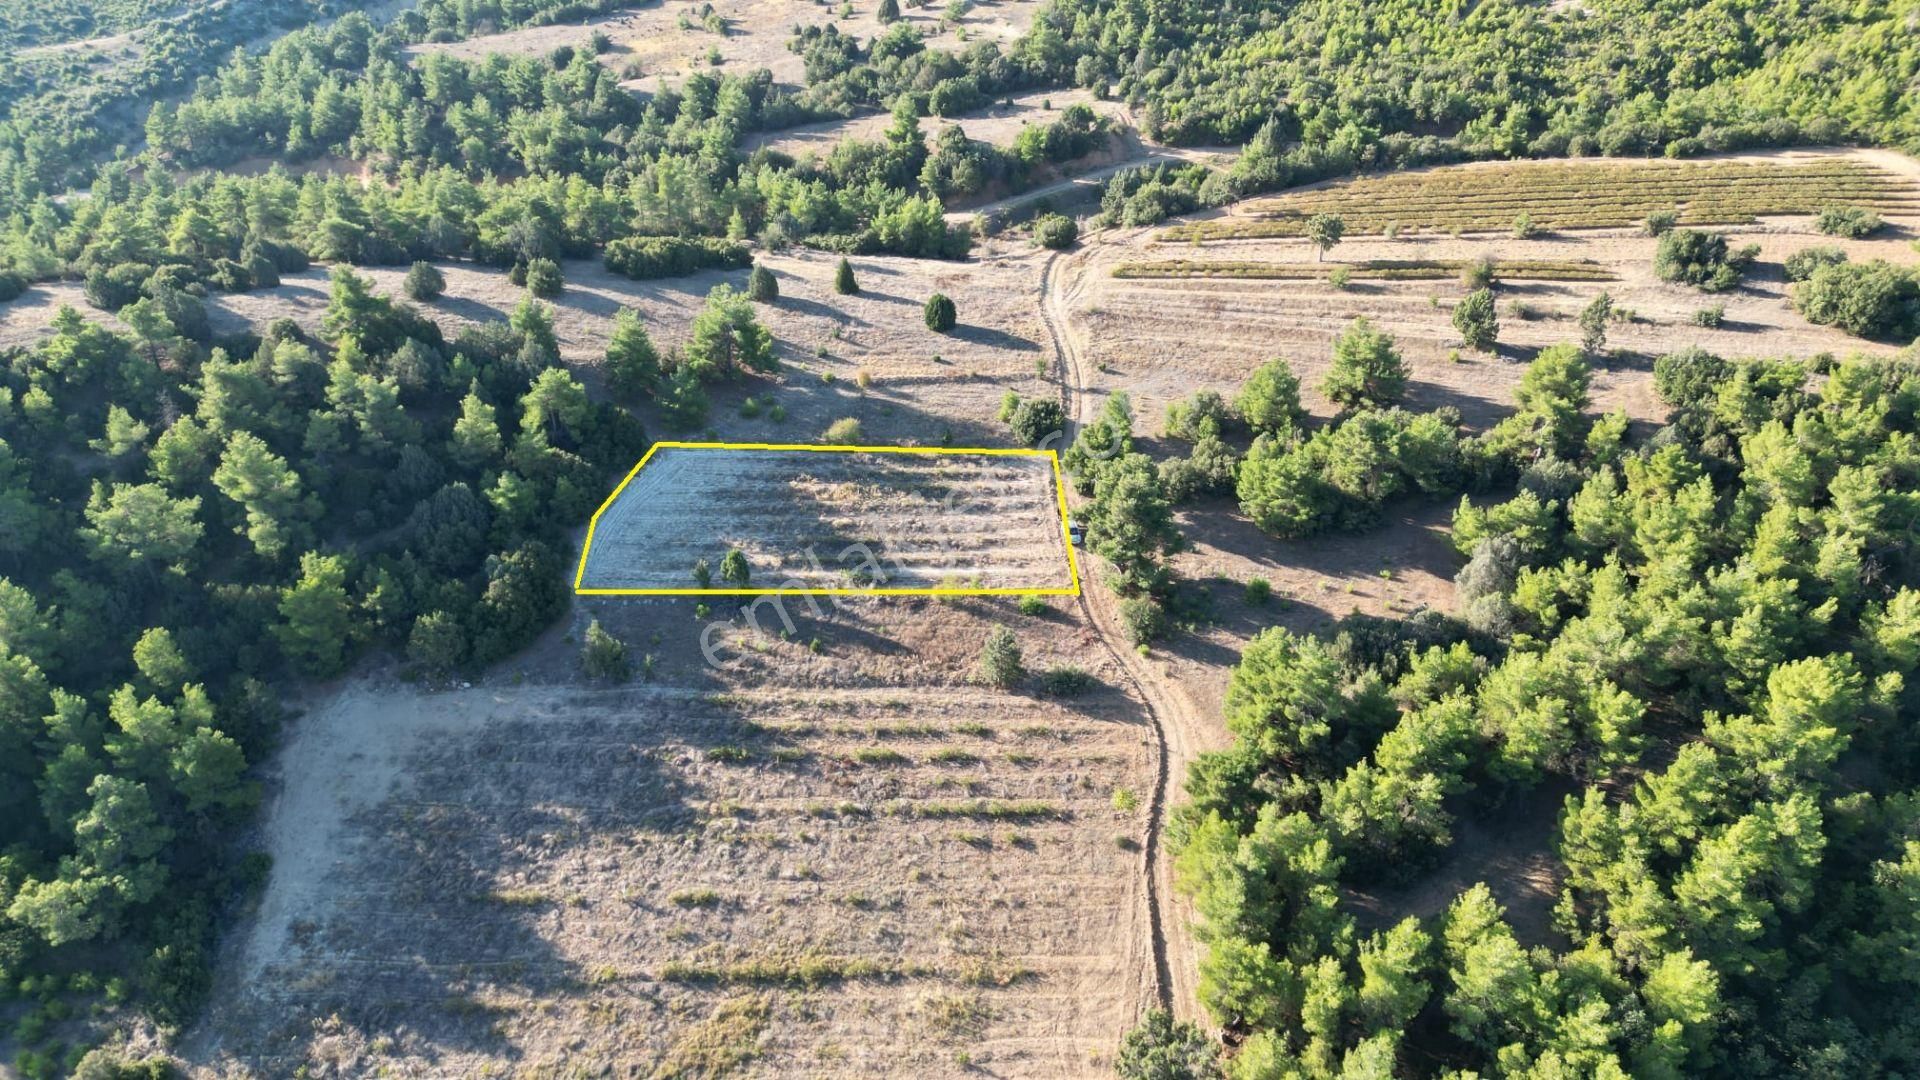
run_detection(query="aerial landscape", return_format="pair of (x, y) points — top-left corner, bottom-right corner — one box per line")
(1, 0), (1918, 1076)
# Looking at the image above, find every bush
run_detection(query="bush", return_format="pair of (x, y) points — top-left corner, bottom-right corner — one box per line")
(1691, 303), (1725, 328)
(824, 416), (863, 443)
(1034, 213), (1079, 249)
(834, 257), (858, 294)
(747, 263), (778, 302)
(1008, 397), (1066, 447)
(1236, 359), (1304, 434)
(0, 269), (25, 302)
(1792, 259), (1920, 340)
(403, 261), (446, 301)
(1119, 595), (1167, 645)
(1116, 1009), (1218, 1080)
(1815, 205), (1883, 238)
(581, 619), (630, 681)
(1460, 255), (1496, 289)
(1654, 229), (1758, 291)
(85, 263), (150, 311)
(525, 258), (564, 297)
(1784, 246), (1847, 282)
(606, 236), (751, 279)
(1643, 209), (1678, 236)
(924, 292), (957, 332)
(1453, 288), (1500, 351)
(720, 548), (750, 586)
(1244, 577), (1272, 604)
(979, 627), (1023, 687)
(1038, 665), (1094, 695)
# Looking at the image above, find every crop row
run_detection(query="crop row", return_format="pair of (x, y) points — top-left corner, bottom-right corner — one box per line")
(1159, 159), (1916, 241)
(1112, 258), (1614, 282)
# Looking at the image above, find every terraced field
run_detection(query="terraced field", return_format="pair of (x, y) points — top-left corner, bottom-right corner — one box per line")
(577, 446), (1077, 594)
(1160, 153), (1920, 242)
(1112, 258), (1614, 281)
(189, 598), (1154, 1077)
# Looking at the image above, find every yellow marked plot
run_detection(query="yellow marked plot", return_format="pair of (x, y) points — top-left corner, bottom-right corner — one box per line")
(574, 442), (1082, 597)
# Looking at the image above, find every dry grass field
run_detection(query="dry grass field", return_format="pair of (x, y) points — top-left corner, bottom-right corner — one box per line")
(409, 0), (1052, 91)
(577, 446), (1075, 591)
(182, 592), (1156, 1077)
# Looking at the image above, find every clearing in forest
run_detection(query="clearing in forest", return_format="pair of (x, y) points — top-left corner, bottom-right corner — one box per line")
(1160, 154), (1920, 241)
(575, 443), (1081, 596)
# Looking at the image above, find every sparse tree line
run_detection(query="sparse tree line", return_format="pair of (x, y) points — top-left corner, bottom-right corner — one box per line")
(1123, 346), (1920, 1078)
(0, 260), (643, 1059)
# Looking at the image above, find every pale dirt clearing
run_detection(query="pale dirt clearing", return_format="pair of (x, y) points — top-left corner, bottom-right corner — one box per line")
(579, 446), (1075, 591)
(408, 0), (1052, 92)
(185, 591), (1157, 1077)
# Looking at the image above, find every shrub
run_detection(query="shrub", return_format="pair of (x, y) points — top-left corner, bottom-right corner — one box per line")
(692, 558), (712, 588)
(1815, 205), (1883, 238)
(1453, 288), (1500, 351)
(1643, 209), (1678, 236)
(1244, 577), (1272, 605)
(1460, 255), (1496, 289)
(1324, 317), (1409, 408)
(606, 236), (751, 279)
(979, 627), (1023, 687)
(1511, 211), (1537, 239)
(1691, 303), (1725, 328)
(1783, 246), (1847, 282)
(1579, 291), (1613, 353)
(1119, 595), (1167, 644)
(1018, 595), (1049, 616)
(834, 257), (858, 294)
(403, 260), (446, 301)
(1164, 389), (1231, 442)
(720, 548), (750, 586)
(581, 619), (631, 681)
(1007, 397), (1066, 447)
(1033, 213), (1079, 249)
(824, 417), (863, 443)
(1654, 229), (1758, 291)
(1116, 1010), (1218, 1080)
(1236, 359), (1304, 434)
(747, 263), (778, 302)
(924, 292), (957, 332)
(1792, 259), (1920, 340)
(1038, 665), (1094, 695)
(1328, 266), (1351, 289)
(524, 258), (563, 297)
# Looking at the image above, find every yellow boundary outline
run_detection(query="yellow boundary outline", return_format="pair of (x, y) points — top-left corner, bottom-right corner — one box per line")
(574, 441), (1082, 597)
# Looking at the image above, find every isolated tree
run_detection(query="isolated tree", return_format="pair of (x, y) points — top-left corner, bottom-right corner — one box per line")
(747, 263), (779, 303)
(1034, 213), (1078, 249)
(1007, 397), (1066, 447)
(1453, 288), (1499, 352)
(1579, 291), (1614, 354)
(581, 619), (631, 681)
(834, 256), (859, 294)
(525, 258), (564, 298)
(658, 364), (711, 430)
(720, 548), (751, 586)
(877, 0), (901, 21)
(685, 284), (776, 379)
(925, 292), (957, 332)
(403, 261), (446, 301)
(1305, 213), (1344, 262)
(1323, 317), (1409, 409)
(606, 309), (663, 398)
(980, 626), (1024, 688)
(1237, 359), (1305, 435)
(692, 557), (713, 588)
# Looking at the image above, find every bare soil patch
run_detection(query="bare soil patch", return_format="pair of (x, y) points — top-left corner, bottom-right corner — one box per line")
(578, 446), (1075, 591)
(186, 592), (1156, 1077)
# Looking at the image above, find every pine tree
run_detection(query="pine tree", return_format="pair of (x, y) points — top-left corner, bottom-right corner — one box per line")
(748, 263), (778, 303)
(924, 292), (956, 332)
(834, 257), (858, 295)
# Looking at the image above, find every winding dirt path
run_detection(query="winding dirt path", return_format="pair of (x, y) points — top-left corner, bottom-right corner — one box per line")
(1038, 249), (1211, 1023)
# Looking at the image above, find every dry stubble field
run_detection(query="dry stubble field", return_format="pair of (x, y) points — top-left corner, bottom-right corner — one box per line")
(577, 447), (1075, 592)
(186, 593), (1156, 1077)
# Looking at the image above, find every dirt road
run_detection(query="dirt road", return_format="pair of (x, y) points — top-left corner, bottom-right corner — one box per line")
(1037, 250), (1213, 1024)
